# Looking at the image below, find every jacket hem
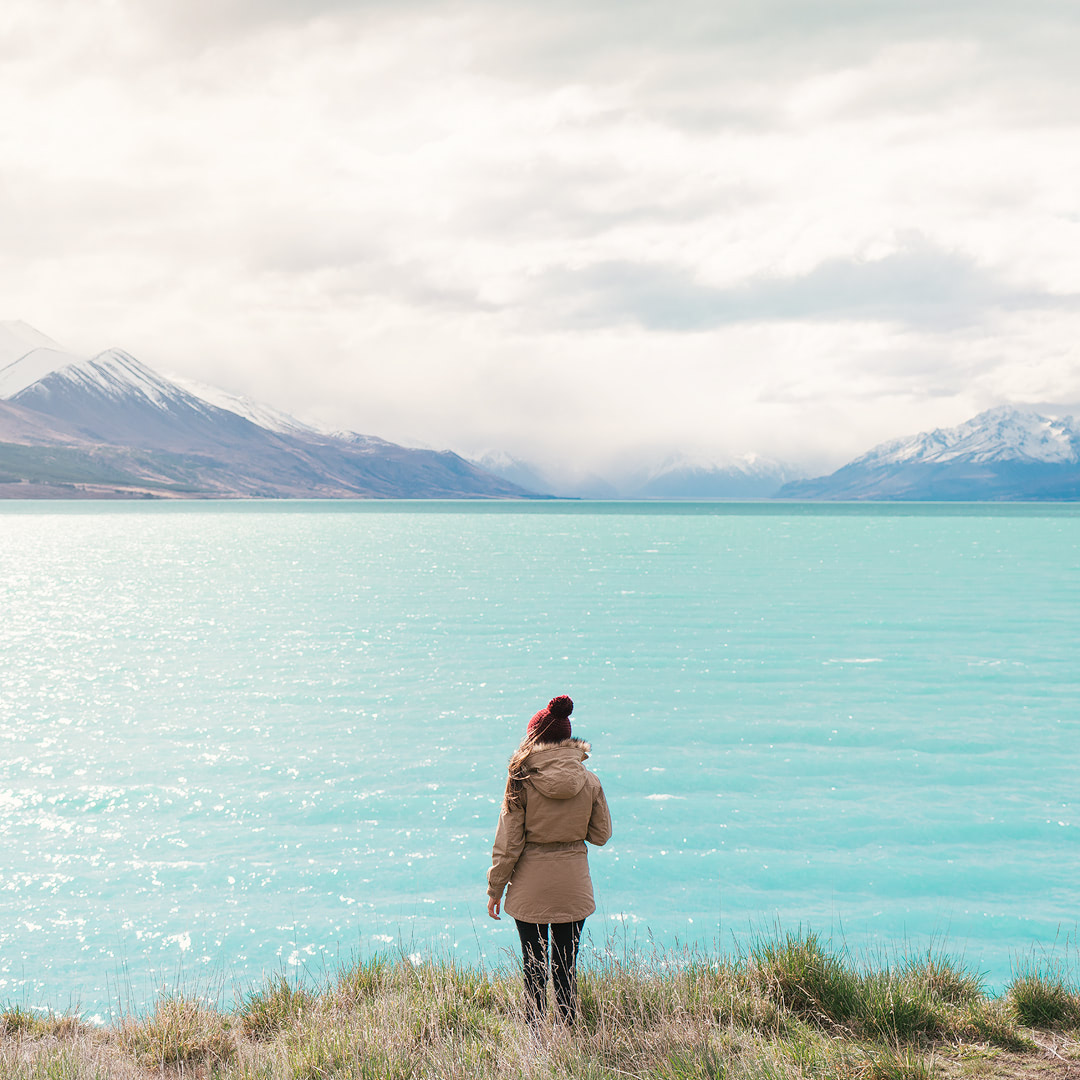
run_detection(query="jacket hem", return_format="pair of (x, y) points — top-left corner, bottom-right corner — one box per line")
(503, 906), (595, 924)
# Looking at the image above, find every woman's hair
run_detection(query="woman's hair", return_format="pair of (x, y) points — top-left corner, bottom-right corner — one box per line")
(503, 735), (538, 811)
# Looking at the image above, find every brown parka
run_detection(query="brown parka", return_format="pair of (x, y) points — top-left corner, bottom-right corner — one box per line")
(487, 737), (612, 924)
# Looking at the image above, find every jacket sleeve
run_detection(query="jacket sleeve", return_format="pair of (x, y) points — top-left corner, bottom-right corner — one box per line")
(487, 790), (527, 900)
(586, 777), (612, 846)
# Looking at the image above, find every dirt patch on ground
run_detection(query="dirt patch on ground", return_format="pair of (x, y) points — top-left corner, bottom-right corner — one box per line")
(936, 1032), (1080, 1078)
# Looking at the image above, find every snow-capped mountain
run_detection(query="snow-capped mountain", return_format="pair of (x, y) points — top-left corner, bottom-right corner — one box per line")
(8, 320), (1078, 502)
(469, 452), (562, 497)
(8, 346), (302, 455)
(0, 322), (536, 499)
(0, 321), (87, 398)
(471, 449), (802, 499)
(779, 406), (1080, 500)
(630, 453), (803, 499)
(4, 346), (174, 404)
(851, 406), (1080, 467)
(0, 320), (66, 366)
(469, 451), (632, 499)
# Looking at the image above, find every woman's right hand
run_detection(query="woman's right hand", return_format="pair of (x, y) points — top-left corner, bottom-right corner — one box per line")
(487, 896), (501, 920)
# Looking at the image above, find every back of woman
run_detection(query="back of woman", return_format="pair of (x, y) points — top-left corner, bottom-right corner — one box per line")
(486, 694), (612, 1025)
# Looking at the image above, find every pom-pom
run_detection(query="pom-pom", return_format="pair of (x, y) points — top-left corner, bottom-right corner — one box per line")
(548, 694), (574, 718)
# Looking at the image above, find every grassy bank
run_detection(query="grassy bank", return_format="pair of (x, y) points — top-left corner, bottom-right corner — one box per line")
(2, 930), (1078, 1079)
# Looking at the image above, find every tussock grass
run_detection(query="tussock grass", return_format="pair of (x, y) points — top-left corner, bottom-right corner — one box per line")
(2, 929), (1078, 1079)
(750, 928), (862, 1025)
(1008, 957), (1080, 1029)
(236, 972), (313, 1040)
(1, 1004), (49, 1039)
(117, 994), (236, 1068)
(1, 1007), (85, 1042)
(904, 951), (983, 1006)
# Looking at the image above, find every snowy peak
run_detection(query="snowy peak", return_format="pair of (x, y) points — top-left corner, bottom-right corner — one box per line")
(170, 375), (325, 436)
(0, 324), (319, 436)
(780, 403), (1080, 500)
(0, 331), (200, 411)
(0, 320), (88, 398)
(1, 323), (370, 452)
(0, 320), (65, 367)
(328, 430), (399, 451)
(7, 343), (271, 453)
(626, 451), (804, 498)
(470, 449), (803, 498)
(0, 347), (88, 398)
(642, 451), (801, 485)
(37, 349), (209, 412)
(855, 406), (1080, 467)
(469, 451), (562, 495)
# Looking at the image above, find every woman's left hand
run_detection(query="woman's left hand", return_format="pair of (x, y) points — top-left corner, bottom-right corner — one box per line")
(487, 896), (501, 920)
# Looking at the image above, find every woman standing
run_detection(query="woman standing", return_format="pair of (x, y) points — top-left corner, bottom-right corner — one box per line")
(486, 694), (612, 1025)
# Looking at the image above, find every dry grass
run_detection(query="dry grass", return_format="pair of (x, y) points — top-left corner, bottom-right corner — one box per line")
(2, 931), (1079, 1079)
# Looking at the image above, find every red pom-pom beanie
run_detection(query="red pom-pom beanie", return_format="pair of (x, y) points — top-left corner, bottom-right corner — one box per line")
(526, 694), (573, 743)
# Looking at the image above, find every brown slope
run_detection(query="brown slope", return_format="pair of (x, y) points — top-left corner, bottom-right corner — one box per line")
(0, 398), (87, 445)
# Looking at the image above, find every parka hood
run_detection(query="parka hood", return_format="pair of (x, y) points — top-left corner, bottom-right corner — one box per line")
(524, 737), (592, 800)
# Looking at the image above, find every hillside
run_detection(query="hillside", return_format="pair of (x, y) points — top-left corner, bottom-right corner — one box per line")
(2, 931), (1077, 1079)
(779, 406), (1080, 500)
(0, 323), (535, 499)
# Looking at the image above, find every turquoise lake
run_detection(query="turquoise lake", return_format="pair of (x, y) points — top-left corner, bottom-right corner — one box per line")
(1, 500), (1077, 1017)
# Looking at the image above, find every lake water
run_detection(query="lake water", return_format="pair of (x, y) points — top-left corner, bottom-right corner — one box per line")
(1, 500), (1077, 1017)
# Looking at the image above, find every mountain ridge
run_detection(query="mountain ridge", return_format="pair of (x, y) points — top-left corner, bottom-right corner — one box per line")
(850, 405), (1080, 467)
(470, 449), (803, 499)
(0, 323), (537, 499)
(4, 322), (1079, 501)
(779, 406), (1080, 500)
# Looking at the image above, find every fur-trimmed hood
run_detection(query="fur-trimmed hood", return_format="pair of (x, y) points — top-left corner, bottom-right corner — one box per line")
(522, 737), (593, 800)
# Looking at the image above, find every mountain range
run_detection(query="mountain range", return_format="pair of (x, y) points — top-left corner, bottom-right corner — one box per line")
(469, 450), (803, 499)
(0, 322), (532, 499)
(474, 409), (1080, 501)
(778, 406), (1080, 500)
(2, 321), (1078, 500)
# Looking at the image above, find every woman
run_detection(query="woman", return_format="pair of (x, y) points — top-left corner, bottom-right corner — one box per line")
(486, 694), (612, 1025)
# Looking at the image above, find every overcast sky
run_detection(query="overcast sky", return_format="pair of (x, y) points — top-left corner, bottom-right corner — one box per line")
(3, 0), (1079, 473)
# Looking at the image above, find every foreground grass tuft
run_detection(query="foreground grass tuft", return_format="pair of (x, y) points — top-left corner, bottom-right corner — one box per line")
(1, 1004), (48, 1039)
(751, 928), (862, 1025)
(2, 930), (1079, 1079)
(1009, 958), (1080, 1029)
(118, 994), (236, 1068)
(905, 950), (984, 1006)
(237, 972), (312, 1040)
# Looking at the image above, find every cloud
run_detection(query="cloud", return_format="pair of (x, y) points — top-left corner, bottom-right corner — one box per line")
(2, 0), (1080, 474)
(539, 242), (1070, 332)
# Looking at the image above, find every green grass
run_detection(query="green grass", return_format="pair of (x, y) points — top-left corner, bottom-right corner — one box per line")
(0, 443), (145, 486)
(1, 931), (1078, 1079)
(750, 928), (862, 1025)
(1009, 957), (1080, 1029)
(237, 973), (313, 1040)
(1, 1004), (48, 1038)
(0, 441), (216, 494)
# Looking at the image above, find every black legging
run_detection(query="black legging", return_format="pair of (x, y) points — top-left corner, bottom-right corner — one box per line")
(515, 918), (585, 1023)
